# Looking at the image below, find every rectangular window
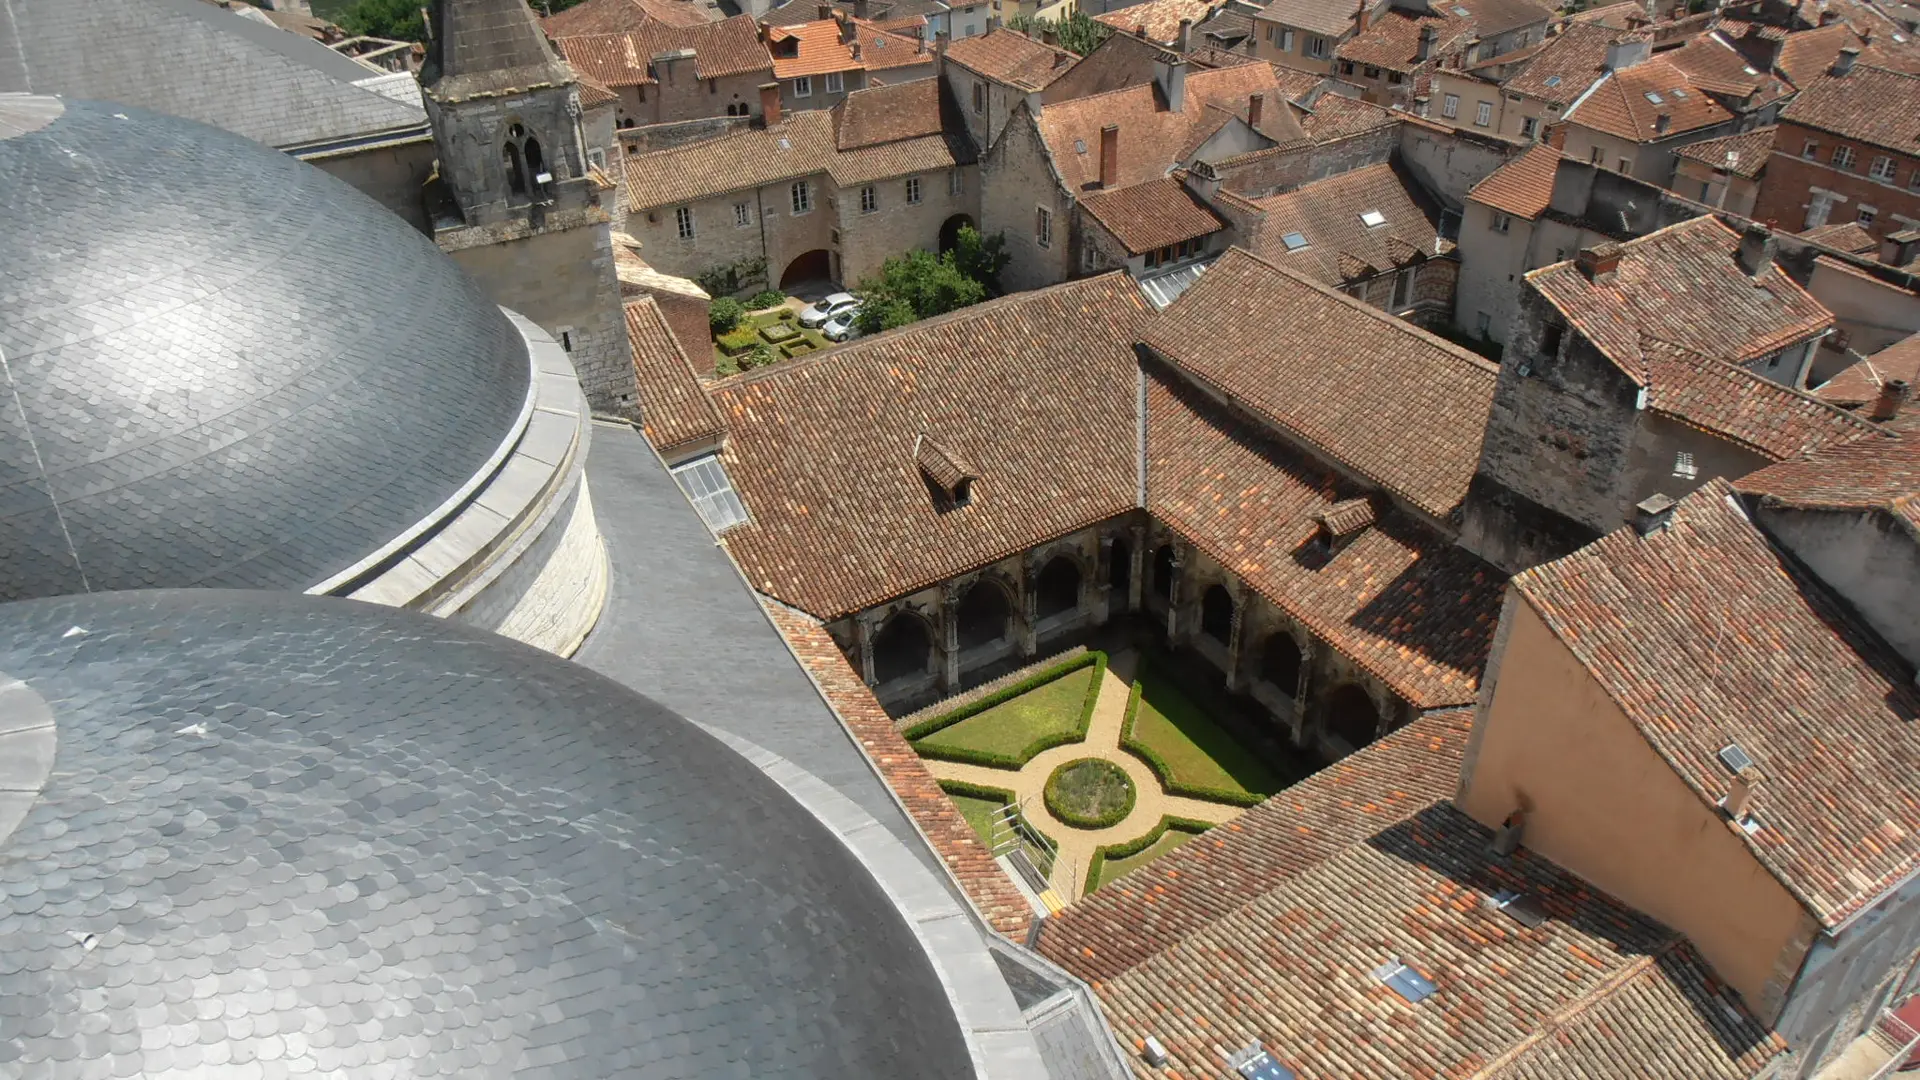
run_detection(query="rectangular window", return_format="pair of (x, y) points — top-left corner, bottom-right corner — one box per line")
(1858, 204), (1878, 225)
(1803, 139), (1819, 160)
(860, 184), (878, 213)
(1307, 35), (1328, 58)
(906, 176), (922, 204)
(1699, 180), (1713, 201)
(1833, 144), (1855, 169)
(1520, 116), (1538, 139)
(1911, 170), (1920, 192)
(1340, 60), (1355, 75)
(1387, 71), (1403, 84)
(1264, 23), (1275, 41)
(670, 454), (750, 533)
(794, 75), (813, 98)
(1541, 320), (1565, 357)
(1281, 29), (1294, 50)
(791, 180), (812, 214)
(825, 71), (844, 94)
(1363, 65), (1381, 79)
(1476, 311), (1492, 336)
(1442, 94), (1459, 118)
(1672, 451), (1698, 479)
(1474, 101), (1492, 126)
(1491, 211), (1512, 233)
(675, 206), (694, 239)
(1589, 146), (1603, 164)
(972, 80), (986, 113)
(1392, 267), (1415, 310)
(734, 201), (752, 227)
(587, 147), (606, 170)
(1617, 158), (1632, 175)
(1871, 155), (1897, 182)
(949, 168), (964, 196)
(1035, 206), (1052, 247)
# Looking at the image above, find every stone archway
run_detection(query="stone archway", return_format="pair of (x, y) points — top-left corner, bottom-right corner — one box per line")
(1324, 684), (1380, 750)
(1035, 556), (1082, 621)
(955, 579), (1013, 651)
(872, 612), (934, 685)
(1151, 545), (1175, 604)
(1200, 584), (1234, 644)
(1108, 537), (1131, 599)
(1260, 633), (1304, 697)
(938, 213), (976, 254)
(780, 248), (833, 288)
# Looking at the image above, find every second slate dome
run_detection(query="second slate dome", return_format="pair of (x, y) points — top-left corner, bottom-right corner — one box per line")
(0, 95), (531, 601)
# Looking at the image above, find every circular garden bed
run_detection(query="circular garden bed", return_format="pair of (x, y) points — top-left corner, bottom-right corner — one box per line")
(1044, 758), (1136, 829)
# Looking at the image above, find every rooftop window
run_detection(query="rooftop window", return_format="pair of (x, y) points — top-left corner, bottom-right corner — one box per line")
(1359, 209), (1387, 227)
(1487, 889), (1548, 928)
(1281, 231), (1309, 251)
(671, 454), (749, 533)
(1372, 960), (1438, 1004)
(1543, 74), (1561, 86)
(1644, 90), (1664, 103)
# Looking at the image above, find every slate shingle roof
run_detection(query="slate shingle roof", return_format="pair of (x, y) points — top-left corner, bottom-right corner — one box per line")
(1563, 56), (1733, 141)
(1080, 801), (1785, 1080)
(1526, 216), (1833, 367)
(422, 0), (577, 102)
(1144, 248), (1498, 520)
(1779, 64), (1920, 153)
(1672, 125), (1776, 178)
(554, 15), (772, 84)
(1249, 161), (1447, 284)
(944, 27), (1078, 89)
(1040, 709), (1474, 981)
(1515, 479), (1920, 927)
(1468, 142), (1562, 219)
(1079, 176), (1227, 254)
(626, 297), (725, 455)
(1817, 332), (1920, 406)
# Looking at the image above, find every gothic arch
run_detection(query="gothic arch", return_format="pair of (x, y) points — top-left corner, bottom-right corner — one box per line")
(523, 136), (546, 183)
(1034, 556), (1082, 621)
(502, 141), (527, 195)
(872, 611), (934, 685)
(1259, 632), (1305, 697)
(1200, 584), (1234, 644)
(1151, 544), (1176, 604)
(1324, 683), (1381, 750)
(1107, 536), (1131, 598)
(954, 579), (1013, 651)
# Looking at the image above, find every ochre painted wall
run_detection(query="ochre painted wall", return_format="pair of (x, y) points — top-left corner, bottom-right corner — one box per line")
(1461, 597), (1815, 1016)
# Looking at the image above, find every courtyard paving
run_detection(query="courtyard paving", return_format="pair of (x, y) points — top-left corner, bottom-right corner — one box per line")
(923, 650), (1248, 899)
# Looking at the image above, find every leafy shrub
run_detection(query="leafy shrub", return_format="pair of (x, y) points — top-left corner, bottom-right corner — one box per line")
(714, 354), (741, 377)
(1082, 816), (1213, 896)
(747, 289), (787, 311)
(759, 321), (799, 344)
(1044, 759), (1135, 829)
(738, 343), (778, 370)
(717, 325), (761, 355)
(938, 779), (1016, 804)
(708, 297), (745, 335)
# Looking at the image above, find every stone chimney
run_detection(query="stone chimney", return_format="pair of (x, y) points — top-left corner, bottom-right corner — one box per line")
(1154, 54), (1189, 111)
(1576, 242), (1624, 283)
(1723, 766), (1762, 822)
(1736, 223), (1775, 276)
(1630, 493), (1677, 535)
(1604, 36), (1650, 71)
(1356, 0), (1372, 34)
(1870, 378), (1912, 421)
(1417, 24), (1438, 61)
(854, 0), (870, 17)
(1248, 92), (1264, 130)
(1099, 124), (1119, 188)
(759, 81), (782, 126)
(1654, 112), (1671, 134)
(817, 2), (833, 20)
(1833, 45), (1860, 75)
(1177, 17), (1193, 51)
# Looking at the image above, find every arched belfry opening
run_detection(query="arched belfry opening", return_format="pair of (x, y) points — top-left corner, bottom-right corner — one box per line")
(523, 136), (546, 185)
(502, 142), (526, 196)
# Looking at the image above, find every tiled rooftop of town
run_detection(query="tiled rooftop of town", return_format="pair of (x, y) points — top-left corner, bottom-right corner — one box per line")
(1468, 142), (1561, 219)
(942, 26), (1076, 89)
(554, 14), (770, 83)
(1078, 175), (1226, 254)
(1247, 161), (1447, 286)
(1563, 54), (1734, 141)
(1779, 62), (1920, 151)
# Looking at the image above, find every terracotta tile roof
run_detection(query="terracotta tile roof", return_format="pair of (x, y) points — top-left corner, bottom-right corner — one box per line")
(1468, 143), (1562, 219)
(1736, 431), (1920, 533)
(1259, 0), (1361, 40)
(943, 27), (1077, 90)
(760, 603), (1034, 937)
(1295, 91), (1400, 139)
(1318, 495), (1378, 536)
(1145, 366), (1502, 707)
(1249, 161), (1447, 285)
(1036, 63), (1307, 192)
(1198, 6), (1255, 45)
(1780, 64), (1920, 153)
(1497, 21), (1620, 104)
(1773, 21), (1867, 86)
(554, 14), (771, 84)
(711, 276), (1148, 618)
(1564, 55), (1734, 141)
(1452, 0), (1557, 37)
(1639, 340), (1882, 460)
(1572, 0), (1651, 29)
(1336, 9), (1473, 70)
(1039, 709), (1473, 981)
(1079, 176), (1227, 254)
(1516, 479), (1920, 927)
(1079, 801), (1785, 1080)
(760, 0), (946, 26)
(626, 297), (724, 455)
(1527, 216), (1833, 367)
(543, 0), (714, 35)
(846, 17), (934, 70)
(1801, 219), (1879, 253)
(833, 74), (942, 148)
(768, 20), (860, 77)
(1818, 332), (1920, 406)
(1665, 32), (1791, 105)
(574, 71), (620, 107)
(1672, 124), (1775, 178)
(1092, 0), (1226, 43)
(1145, 248), (1498, 520)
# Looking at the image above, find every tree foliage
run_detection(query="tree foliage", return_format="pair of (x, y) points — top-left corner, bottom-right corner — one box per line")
(708, 297), (745, 335)
(1006, 11), (1112, 56)
(852, 248), (991, 334)
(332, 0), (588, 41)
(949, 225), (1011, 296)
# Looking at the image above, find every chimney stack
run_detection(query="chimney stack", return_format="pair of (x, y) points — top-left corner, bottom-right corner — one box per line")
(1177, 17), (1193, 51)
(1604, 36), (1650, 71)
(1736, 223), (1776, 276)
(759, 81), (782, 127)
(817, 1), (833, 20)
(1654, 112), (1671, 134)
(1247, 92), (1264, 130)
(854, 0), (870, 17)
(1833, 45), (1860, 75)
(1154, 55), (1189, 111)
(1356, 0), (1372, 33)
(1724, 767), (1762, 822)
(1631, 494), (1677, 535)
(1099, 124), (1119, 188)
(1576, 242), (1623, 283)
(1417, 24), (1438, 60)
(1870, 378), (1912, 421)
(1491, 809), (1525, 856)
(1819, 7), (1840, 25)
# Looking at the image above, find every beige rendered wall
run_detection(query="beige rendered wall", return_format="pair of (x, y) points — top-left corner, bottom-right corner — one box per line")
(1460, 597), (1815, 1017)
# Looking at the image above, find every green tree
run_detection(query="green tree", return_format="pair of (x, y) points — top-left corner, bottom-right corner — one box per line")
(708, 297), (745, 335)
(950, 226), (1010, 296)
(1007, 11), (1111, 56)
(332, 0), (588, 43)
(852, 250), (988, 333)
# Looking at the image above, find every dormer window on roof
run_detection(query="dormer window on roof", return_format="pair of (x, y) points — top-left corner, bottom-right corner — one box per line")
(1372, 960), (1438, 1004)
(1487, 888), (1549, 928)
(1314, 497), (1376, 548)
(1360, 209), (1387, 227)
(915, 433), (978, 507)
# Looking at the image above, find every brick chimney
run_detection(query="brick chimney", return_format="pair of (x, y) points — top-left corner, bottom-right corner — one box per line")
(817, 2), (833, 20)
(1099, 124), (1119, 188)
(1870, 378), (1912, 421)
(1736, 223), (1775, 276)
(1356, 0), (1371, 34)
(1576, 242), (1623, 283)
(1248, 92), (1264, 130)
(1177, 17), (1193, 51)
(759, 81), (782, 126)
(1630, 493), (1677, 535)
(1833, 45), (1860, 75)
(1417, 24), (1438, 60)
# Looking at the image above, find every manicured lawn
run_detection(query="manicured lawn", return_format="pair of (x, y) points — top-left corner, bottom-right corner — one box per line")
(1129, 666), (1287, 799)
(711, 307), (832, 374)
(1096, 827), (1199, 890)
(948, 793), (1006, 847)
(913, 666), (1096, 762)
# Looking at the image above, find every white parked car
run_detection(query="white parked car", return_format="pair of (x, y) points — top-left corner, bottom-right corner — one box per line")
(822, 309), (863, 342)
(798, 292), (859, 328)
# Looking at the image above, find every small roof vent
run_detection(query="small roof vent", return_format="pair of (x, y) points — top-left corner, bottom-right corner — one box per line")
(1372, 960), (1438, 1004)
(1359, 209), (1387, 227)
(1314, 497), (1376, 546)
(1281, 231), (1309, 251)
(1486, 888), (1548, 928)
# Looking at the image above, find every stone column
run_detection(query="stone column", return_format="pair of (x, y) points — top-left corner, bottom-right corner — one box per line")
(1164, 544), (1186, 643)
(1290, 640), (1314, 747)
(1018, 555), (1040, 659)
(1093, 535), (1115, 625)
(1223, 586), (1248, 693)
(854, 613), (878, 688)
(1128, 524), (1146, 612)
(940, 583), (962, 693)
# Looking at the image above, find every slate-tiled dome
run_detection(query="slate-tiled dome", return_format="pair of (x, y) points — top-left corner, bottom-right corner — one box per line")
(0, 96), (531, 601)
(0, 590), (975, 1080)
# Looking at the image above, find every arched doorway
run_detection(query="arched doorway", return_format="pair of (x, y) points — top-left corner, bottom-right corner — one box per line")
(1324, 684), (1380, 750)
(938, 213), (976, 253)
(1200, 585), (1234, 644)
(1108, 538), (1131, 599)
(780, 249), (833, 288)
(1035, 557), (1082, 621)
(955, 580), (1012, 651)
(1260, 634), (1304, 697)
(872, 613), (933, 685)
(1152, 545), (1175, 604)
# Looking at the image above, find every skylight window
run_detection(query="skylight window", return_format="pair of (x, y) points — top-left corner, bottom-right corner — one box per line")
(670, 454), (749, 533)
(1452, 5), (1469, 14)
(1359, 209), (1387, 227)
(1235, 1052), (1297, 1080)
(1372, 961), (1438, 1004)
(1281, 231), (1309, 251)
(1488, 889), (1548, 928)
(1544, 75), (1561, 87)
(1644, 90), (1664, 103)
(1718, 742), (1756, 773)
(1671, 87), (1688, 98)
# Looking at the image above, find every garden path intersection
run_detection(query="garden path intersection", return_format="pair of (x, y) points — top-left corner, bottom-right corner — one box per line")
(920, 651), (1247, 898)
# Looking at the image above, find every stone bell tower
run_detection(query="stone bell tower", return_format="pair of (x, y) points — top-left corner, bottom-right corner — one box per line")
(420, 0), (636, 417)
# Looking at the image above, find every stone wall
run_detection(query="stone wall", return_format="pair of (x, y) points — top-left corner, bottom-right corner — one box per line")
(1397, 119), (1516, 208)
(452, 477), (609, 656)
(836, 166), (982, 285)
(309, 136), (438, 234)
(983, 107), (1076, 292)
(617, 63), (769, 128)
(425, 83), (594, 228)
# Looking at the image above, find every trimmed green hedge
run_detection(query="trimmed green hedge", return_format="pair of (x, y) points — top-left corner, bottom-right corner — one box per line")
(1083, 815), (1214, 897)
(903, 652), (1107, 772)
(1043, 758), (1135, 829)
(1118, 678), (1264, 807)
(937, 778), (1015, 803)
